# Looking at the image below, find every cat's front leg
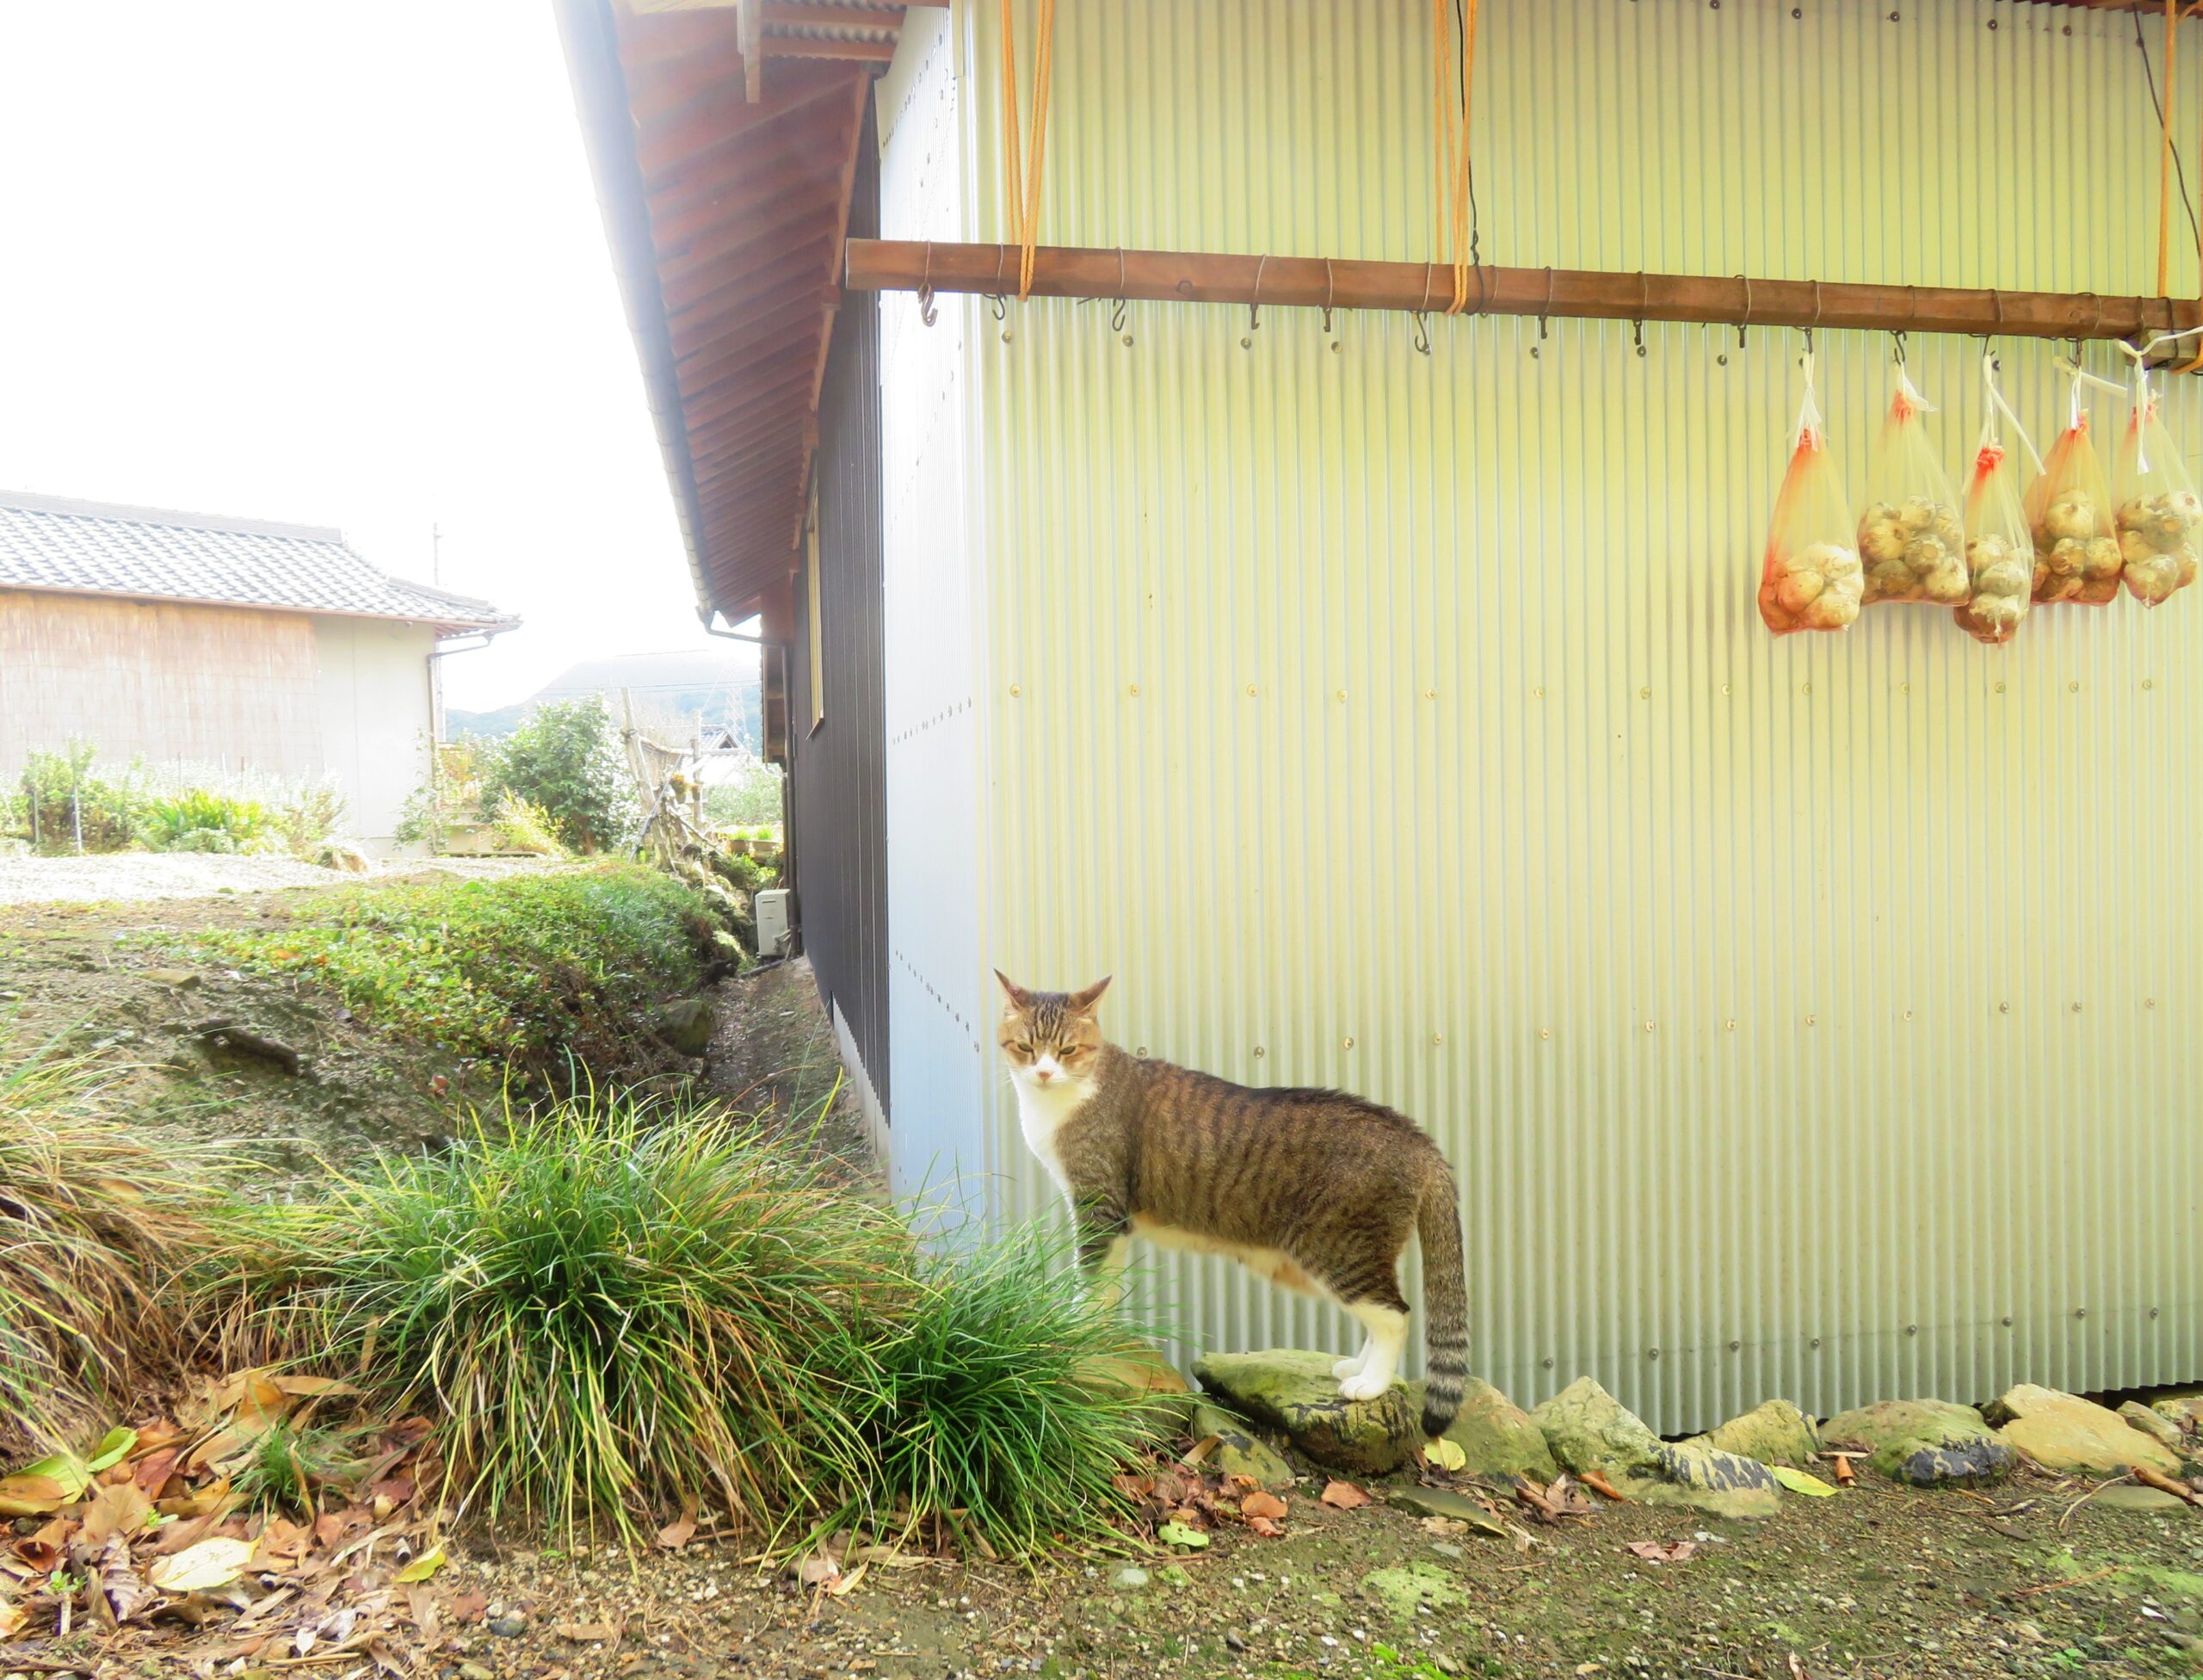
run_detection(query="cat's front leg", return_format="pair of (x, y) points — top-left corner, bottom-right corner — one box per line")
(1075, 1203), (1132, 1312)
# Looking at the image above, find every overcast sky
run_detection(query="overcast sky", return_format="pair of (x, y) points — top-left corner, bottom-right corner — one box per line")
(0, 2), (739, 713)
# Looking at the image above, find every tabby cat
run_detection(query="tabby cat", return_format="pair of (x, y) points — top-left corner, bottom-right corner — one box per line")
(995, 972), (1469, 1436)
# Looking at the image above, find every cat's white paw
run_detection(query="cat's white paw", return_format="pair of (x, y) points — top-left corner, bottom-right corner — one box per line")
(1337, 1371), (1393, 1403)
(1331, 1355), (1363, 1379)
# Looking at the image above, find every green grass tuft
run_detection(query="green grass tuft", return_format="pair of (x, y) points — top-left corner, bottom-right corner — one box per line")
(222, 1090), (914, 1540)
(825, 1228), (1163, 1555)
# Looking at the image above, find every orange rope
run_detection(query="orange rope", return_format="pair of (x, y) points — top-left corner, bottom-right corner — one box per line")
(2161, 0), (2177, 299)
(1430, 0), (1481, 315)
(999, 0), (1058, 302)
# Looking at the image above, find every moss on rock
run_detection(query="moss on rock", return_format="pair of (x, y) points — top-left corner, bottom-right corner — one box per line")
(1193, 1350), (1416, 1475)
(1821, 1399), (2015, 1487)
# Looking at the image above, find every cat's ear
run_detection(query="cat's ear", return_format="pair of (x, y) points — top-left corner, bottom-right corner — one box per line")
(994, 969), (1034, 1010)
(1066, 975), (1112, 1015)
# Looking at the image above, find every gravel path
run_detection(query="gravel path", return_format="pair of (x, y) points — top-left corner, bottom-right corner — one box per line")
(0, 850), (558, 905)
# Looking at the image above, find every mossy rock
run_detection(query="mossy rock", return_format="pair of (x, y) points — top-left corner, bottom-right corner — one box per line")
(1194, 1350), (1416, 1475)
(1530, 1377), (1780, 1518)
(1689, 1399), (1819, 1467)
(1985, 1385), (2183, 1479)
(2120, 1401), (2191, 1460)
(1361, 1561), (1468, 1622)
(1408, 1377), (1558, 1484)
(1821, 1399), (2015, 1487)
(1077, 1348), (1197, 1434)
(1188, 1401), (1296, 1490)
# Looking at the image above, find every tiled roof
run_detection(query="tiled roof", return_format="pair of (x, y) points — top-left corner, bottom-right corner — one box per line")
(0, 491), (516, 633)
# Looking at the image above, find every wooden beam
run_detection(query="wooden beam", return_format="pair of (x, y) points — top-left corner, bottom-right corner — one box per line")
(764, 35), (898, 60)
(764, 2), (902, 29)
(845, 239), (2203, 352)
(737, 0), (762, 102)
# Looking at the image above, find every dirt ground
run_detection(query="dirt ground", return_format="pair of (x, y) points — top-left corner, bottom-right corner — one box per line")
(5, 880), (2201, 1680)
(160, 1462), (2203, 1680)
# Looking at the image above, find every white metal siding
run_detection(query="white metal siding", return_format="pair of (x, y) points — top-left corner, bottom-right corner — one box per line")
(312, 616), (435, 848)
(888, 0), (2203, 1430)
(879, 12), (1000, 1227)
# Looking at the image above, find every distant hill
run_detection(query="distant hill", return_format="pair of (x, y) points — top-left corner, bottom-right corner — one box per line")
(450, 648), (762, 749)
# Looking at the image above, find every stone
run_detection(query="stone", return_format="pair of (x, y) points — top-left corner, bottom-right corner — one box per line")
(2093, 1485), (2190, 1515)
(653, 998), (716, 1057)
(1407, 1377), (1558, 1483)
(1984, 1385), (2184, 1479)
(1530, 1377), (1780, 1518)
(1108, 1566), (1151, 1591)
(1821, 1399), (2018, 1487)
(1188, 1401), (1296, 1490)
(1386, 1485), (1508, 1537)
(1079, 1348), (1196, 1433)
(1194, 1350), (1417, 1475)
(2154, 1393), (2203, 1432)
(2121, 1401), (2190, 1458)
(1690, 1399), (1820, 1467)
(141, 967), (201, 988)
(1157, 1566), (1191, 1589)
(1360, 1561), (1468, 1622)
(486, 1615), (527, 1638)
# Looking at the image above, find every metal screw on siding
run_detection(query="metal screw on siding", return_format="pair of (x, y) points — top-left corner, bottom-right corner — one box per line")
(1719, 682), (1731, 696)
(1647, 1347), (1661, 1360)
(1540, 1028), (1552, 1040)
(2071, 1002), (2083, 1014)
(2144, 677), (2156, 690)
(1136, 1046), (1148, 1057)
(1432, 1034), (1444, 1047)
(1009, 684), (1021, 697)
(1644, 1021), (1655, 1033)
(2069, 679), (2081, 693)
(1805, 1014), (1817, 1027)
(1998, 1002), (2009, 1014)
(1533, 685), (1546, 699)
(1542, 1356), (1555, 1369)
(2075, 1307), (2087, 1319)
(1423, 688), (1436, 699)
(1342, 1036), (1355, 1051)
(1638, 686), (1651, 700)
(1811, 1338), (1822, 1350)
(2146, 998), (2157, 1010)
(1995, 680), (2006, 694)
(1717, 353), (1728, 367)
(1905, 1325), (1917, 1337)
(1246, 683), (1257, 696)
(1724, 1019), (1737, 1031)
(1801, 681), (1811, 695)
(1253, 1046), (1266, 1058)
(1727, 1339), (1740, 1352)
(1336, 689), (1348, 701)
(1002, 329), (1014, 343)
(1128, 684), (1139, 697)
(1903, 1009), (1913, 1021)
(2151, 1307), (2162, 1319)
(2002, 1316), (2014, 1327)
(1330, 341), (1342, 355)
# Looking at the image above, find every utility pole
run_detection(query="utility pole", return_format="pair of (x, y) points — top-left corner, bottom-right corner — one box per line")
(430, 522), (442, 586)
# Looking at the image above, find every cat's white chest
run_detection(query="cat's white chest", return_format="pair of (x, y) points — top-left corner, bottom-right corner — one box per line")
(1012, 1076), (1089, 1194)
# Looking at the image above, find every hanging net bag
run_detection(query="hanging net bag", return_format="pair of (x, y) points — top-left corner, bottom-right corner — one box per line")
(1954, 355), (2038, 645)
(2112, 360), (2202, 607)
(2027, 367), (2123, 606)
(1758, 354), (1863, 636)
(1858, 364), (1967, 606)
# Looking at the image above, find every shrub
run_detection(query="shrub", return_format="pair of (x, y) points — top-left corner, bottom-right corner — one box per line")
(175, 864), (721, 1076)
(491, 794), (565, 858)
(15, 743), (143, 854)
(822, 1229), (1161, 1553)
(478, 698), (636, 855)
(701, 757), (784, 830)
(223, 1092), (914, 1538)
(0, 1033), (223, 1448)
(137, 788), (273, 854)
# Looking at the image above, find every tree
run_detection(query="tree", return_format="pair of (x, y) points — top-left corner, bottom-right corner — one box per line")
(479, 697), (637, 855)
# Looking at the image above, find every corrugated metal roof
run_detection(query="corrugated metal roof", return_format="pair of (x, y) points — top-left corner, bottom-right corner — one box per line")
(0, 492), (514, 633)
(557, 0), (915, 621)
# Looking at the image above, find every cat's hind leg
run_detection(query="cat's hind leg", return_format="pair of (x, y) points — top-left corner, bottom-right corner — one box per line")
(1338, 1301), (1410, 1402)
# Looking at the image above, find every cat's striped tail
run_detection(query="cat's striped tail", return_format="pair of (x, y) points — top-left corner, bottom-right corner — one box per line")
(1416, 1163), (1472, 1437)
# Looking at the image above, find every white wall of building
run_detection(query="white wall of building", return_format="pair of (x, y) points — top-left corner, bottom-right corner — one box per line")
(312, 615), (437, 848)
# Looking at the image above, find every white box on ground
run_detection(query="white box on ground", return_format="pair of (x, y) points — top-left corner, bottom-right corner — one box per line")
(755, 888), (793, 958)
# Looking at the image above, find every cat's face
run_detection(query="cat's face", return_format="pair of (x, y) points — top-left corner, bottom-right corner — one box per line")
(994, 972), (1111, 1092)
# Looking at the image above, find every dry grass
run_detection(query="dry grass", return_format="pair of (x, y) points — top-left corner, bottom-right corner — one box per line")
(0, 1029), (225, 1449)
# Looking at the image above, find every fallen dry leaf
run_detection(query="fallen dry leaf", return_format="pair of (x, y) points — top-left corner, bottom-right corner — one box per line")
(1319, 1480), (1371, 1510)
(96, 1534), (154, 1624)
(828, 1560), (869, 1597)
(147, 1535), (254, 1593)
(795, 1553), (841, 1587)
(0, 1473), (70, 1517)
(1420, 1515), (1467, 1537)
(1241, 1491), (1287, 1522)
(1424, 1436), (1467, 1473)
(1179, 1436), (1219, 1468)
(392, 1543), (446, 1584)
(80, 1479), (153, 1547)
(447, 1589), (489, 1623)
(1245, 1515), (1286, 1538)
(0, 1597), (23, 1638)
(1623, 1539), (1698, 1564)
(558, 1621), (615, 1641)
(1579, 1469), (1626, 1501)
(655, 1512), (697, 1551)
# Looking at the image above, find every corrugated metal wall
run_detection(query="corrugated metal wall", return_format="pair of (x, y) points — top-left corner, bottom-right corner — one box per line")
(914, 0), (2203, 1432)
(793, 102), (893, 1111)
